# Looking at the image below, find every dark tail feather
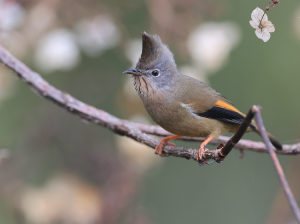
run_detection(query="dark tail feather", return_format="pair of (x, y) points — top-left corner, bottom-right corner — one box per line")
(253, 128), (282, 150)
(267, 132), (283, 150)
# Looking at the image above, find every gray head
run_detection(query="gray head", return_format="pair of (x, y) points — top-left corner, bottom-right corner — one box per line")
(123, 32), (177, 97)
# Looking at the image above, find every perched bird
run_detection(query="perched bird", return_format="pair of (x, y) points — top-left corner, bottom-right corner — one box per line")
(123, 32), (282, 161)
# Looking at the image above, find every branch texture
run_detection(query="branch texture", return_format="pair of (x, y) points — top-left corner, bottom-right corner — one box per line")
(0, 45), (299, 165)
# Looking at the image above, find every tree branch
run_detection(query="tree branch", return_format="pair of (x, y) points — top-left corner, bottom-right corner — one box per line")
(254, 106), (300, 223)
(132, 122), (300, 154)
(0, 44), (299, 166)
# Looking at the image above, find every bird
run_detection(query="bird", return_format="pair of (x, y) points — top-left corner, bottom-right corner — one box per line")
(123, 32), (282, 162)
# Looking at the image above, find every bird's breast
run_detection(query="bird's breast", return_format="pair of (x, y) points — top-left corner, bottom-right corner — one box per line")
(142, 93), (231, 138)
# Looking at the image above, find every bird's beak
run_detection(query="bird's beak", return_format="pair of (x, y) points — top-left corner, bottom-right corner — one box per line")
(123, 69), (143, 76)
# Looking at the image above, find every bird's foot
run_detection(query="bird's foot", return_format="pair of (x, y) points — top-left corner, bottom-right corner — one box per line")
(154, 140), (175, 156)
(197, 145), (207, 163)
(167, 142), (176, 147)
(196, 135), (214, 164)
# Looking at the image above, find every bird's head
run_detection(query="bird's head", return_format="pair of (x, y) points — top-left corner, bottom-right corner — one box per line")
(123, 32), (177, 95)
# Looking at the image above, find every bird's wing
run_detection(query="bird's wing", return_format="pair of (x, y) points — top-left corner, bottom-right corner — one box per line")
(178, 76), (255, 128)
(193, 94), (255, 128)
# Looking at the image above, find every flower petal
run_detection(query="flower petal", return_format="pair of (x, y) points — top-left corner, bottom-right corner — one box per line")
(261, 30), (271, 42)
(263, 21), (275, 32)
(249, 20), (259, 29)
(251, 7), (266, 23)
(255, 29), (271, 42)
(255, 29), (263, 40)
(261, 13), (268, 23)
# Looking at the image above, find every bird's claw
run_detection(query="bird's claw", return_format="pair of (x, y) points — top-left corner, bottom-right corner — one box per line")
(197, 159), (212, 166)
(197, 146), (205, 162)
(198, 161), (205, 167)
(154, 141), (175, 157)
(206, 159), (213, 165)
(197, 145), (214, 166)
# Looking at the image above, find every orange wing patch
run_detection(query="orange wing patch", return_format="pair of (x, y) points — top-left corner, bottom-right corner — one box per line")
(196, 98), (254, 128)
(215, 99), (243, 114)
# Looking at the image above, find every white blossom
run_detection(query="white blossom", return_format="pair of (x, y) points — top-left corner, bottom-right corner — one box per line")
(250, 7), (275, 42)
(19, 174), (102, 224)
(187, 22), (241, 73)
(75, 15), (120, 57)
(0, 1), (25, 31)
(34, 29), (80, 73)
(116, 115), (162, 172)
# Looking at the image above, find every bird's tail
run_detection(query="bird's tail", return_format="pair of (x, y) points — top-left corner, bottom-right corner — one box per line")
(252, 126), (282, 150)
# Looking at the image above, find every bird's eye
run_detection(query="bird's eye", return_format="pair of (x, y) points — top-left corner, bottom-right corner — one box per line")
(152, 70), (159, 76)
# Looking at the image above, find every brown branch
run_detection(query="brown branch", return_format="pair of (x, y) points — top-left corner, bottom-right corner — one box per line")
(254, 106), (300, 223)
(130, 122), (300, 155)
(0, 44), (299, 166)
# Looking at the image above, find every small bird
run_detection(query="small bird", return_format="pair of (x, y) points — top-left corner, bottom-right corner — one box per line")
(123, 32), (282, 161)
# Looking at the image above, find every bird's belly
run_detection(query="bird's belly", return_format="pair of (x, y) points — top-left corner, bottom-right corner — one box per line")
(159, 115), (228, 138)
(145, 101), (231, 138)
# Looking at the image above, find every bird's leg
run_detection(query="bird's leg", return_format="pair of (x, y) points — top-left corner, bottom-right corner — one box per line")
(197, 135), (214, 162)
(154, 135), (182, 156)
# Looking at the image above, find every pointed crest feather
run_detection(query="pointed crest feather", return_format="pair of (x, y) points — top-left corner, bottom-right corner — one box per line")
(136, 32), (176, 70)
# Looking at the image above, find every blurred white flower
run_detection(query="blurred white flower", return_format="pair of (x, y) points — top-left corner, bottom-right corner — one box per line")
(124, 39), (142, 68)
(250, 7), (275, 42)
(0, 1), (25, 31)
(75, 15), (120, 57)
(20, 173), (102, 224)
(34, 29), (80, 73)
(116, 136), (162, 172)
(187, 21), (241, 73)
(116, 115), (162, 172)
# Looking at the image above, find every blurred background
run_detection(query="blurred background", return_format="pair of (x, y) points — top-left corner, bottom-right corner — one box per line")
(0, 0), (299, 223)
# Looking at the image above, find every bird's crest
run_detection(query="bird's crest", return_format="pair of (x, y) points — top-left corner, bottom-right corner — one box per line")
(136, 32), (176, 70)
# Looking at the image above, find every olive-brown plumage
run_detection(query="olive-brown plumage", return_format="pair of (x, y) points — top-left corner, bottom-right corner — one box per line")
(123, 32), (282, 161)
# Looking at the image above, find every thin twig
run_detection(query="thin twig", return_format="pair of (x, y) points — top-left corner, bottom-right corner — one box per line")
(259, 1), (272, 25)
(254, 106), (300, 224)
(259, 0), (279, 31)
(0, 44), (299, 165)
(219, 106), (256, 158)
